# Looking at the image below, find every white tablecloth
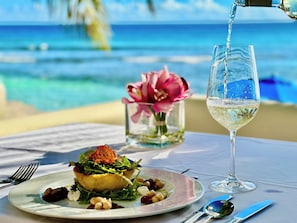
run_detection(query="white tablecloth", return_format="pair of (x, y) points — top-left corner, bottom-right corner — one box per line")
(0, 123), (296, 222)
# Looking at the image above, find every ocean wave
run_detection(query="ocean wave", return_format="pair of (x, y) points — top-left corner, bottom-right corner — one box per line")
(0, 45), (93, 51)
(0, 55), (35, 63)
(123, 55), (211, 64)
(27, 43), (49, 51)
(0, 43), (206, 51)
(0, 53), (212, 64)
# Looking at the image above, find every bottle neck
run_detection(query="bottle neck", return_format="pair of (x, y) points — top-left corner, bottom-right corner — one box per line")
(237, 0), (281, 7)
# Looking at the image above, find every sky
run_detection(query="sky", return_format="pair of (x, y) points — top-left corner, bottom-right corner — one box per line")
(0, 0), (290, 24)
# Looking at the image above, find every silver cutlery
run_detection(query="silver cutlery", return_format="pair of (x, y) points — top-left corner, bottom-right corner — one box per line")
(0, 162), (39, 185)
(225, 199), (273, 223)
(182, 194), (233, 223)
(198, 200), (234, 223)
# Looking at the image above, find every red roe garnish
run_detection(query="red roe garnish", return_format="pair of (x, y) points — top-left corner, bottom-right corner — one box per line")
(88, 145), (118, 164)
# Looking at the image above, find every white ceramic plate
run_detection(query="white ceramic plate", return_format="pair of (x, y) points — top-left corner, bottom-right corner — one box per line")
(9, 168), (204, 220)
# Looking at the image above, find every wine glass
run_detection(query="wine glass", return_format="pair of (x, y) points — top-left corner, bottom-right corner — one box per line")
(206, 45), (260, 193)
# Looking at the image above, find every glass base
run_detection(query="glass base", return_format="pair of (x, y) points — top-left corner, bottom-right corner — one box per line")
(126, 131), (184, 149)
(125, 101), (185, 149)
(209, 176), (256, 193)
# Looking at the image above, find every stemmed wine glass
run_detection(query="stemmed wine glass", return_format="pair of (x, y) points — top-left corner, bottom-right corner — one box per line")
(206, 45), (260, 193)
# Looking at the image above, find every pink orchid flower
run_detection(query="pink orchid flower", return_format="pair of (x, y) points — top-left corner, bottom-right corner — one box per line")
(122, 66), (190, 122)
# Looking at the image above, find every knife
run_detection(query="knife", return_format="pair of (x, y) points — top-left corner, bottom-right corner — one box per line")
(226, 199), (273, 223)
(182, 194), (233, 223)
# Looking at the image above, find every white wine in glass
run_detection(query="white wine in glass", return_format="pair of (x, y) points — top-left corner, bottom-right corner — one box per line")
(206, 45), (260, 193)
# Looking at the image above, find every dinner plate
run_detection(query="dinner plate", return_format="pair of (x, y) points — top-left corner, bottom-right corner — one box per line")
(9, 168), (204, 220)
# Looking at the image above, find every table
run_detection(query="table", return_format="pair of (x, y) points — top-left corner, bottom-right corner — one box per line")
(0, 123), (296, 222)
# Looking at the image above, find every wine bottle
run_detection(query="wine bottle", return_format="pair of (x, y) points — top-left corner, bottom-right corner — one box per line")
(236, 0), (297, 19)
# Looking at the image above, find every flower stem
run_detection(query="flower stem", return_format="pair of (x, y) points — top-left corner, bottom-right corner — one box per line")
(149, 107), (168, 135)
(160, 112), (167, 134)
(155, 112), (167, 135)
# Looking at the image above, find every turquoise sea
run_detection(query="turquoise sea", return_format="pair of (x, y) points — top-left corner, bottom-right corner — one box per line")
(0, 22), (297, 111)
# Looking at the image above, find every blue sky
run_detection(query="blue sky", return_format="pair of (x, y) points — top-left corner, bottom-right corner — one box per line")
(0, 0), (289, 24)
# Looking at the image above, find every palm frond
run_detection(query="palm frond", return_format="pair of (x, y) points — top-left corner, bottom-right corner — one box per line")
(46, 0), (111, 50)
(43, 0), (155, 50)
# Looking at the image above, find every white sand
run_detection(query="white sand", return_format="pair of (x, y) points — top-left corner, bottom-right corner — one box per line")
(1, 96), (297, 142)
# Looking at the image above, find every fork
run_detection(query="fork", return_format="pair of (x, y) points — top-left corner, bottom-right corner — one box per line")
(0, 162), (39, 185)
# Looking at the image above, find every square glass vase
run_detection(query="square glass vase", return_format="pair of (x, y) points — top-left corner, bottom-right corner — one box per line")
(125, 101), (185, 148)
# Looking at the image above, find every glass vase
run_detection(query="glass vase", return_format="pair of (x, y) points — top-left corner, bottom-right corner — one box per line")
(125, 101), (185, 148)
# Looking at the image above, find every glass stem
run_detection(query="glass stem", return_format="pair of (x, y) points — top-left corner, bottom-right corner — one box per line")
(229, 130), (237, 179)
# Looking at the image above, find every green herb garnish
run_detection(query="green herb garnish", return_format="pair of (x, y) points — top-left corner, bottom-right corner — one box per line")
(69, 148), (141, 175)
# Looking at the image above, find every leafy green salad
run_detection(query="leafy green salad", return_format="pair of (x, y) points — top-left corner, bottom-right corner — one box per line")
(69, 149), (141, 175)
(68, 147), (142, 202)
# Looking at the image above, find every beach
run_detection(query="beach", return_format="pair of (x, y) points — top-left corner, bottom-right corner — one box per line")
(1, 95), (297, 142)
(4, 101), (41, 118)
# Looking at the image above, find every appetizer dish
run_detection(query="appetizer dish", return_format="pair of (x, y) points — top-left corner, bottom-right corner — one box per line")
(42, 144), (167, 210)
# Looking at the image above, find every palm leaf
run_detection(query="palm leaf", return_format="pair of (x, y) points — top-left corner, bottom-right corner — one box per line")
(43, 0), (155, 50)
